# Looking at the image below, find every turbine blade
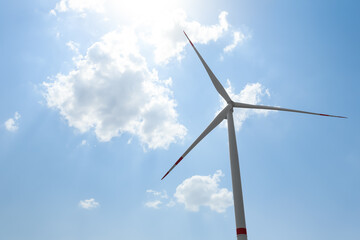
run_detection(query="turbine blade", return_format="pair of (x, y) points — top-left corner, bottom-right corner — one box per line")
(183, 31), (232, 103)
(233, 102), (347, 118)
(161, 104), (232, 180)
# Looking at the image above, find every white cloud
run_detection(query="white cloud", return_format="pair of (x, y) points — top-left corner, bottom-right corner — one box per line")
(145, 172), (233, 213)
(224, 31), (246, 53)
(218, 80), (271, 131)
(66, 41), (82, 62)
(79, 198), (99, 209)
(44, 29), (187, 149)
(166, 200), (176, 207)
(145, 200), (162, 209)
(142, 10), (230, 64)
(66, 40), (79, 52)
(146, 189), (168, 199)
(54, 0), (105, 13)
(51, 0), (248, 64)
(4, 112), (21, 132)
(49, 1), (252, 149)
(49, 9), (57, 16)
(174, 170), (233, 213)
(145, 189), (175, 209)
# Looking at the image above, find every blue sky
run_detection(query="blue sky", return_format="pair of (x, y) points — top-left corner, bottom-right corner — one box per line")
(1, 0), (359, 239)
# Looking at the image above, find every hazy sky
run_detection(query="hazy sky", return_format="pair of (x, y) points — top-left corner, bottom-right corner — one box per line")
(1, 1), (359, 240)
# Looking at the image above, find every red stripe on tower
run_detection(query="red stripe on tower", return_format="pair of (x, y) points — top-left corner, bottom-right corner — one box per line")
(236, 228), (247, 235)
(161, 171), (170, 180)
(183, 31), (194, 47)
(175, 156), (183, 165)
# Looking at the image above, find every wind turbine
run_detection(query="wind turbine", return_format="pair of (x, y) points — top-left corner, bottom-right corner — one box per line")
(161, 31), (346, 240)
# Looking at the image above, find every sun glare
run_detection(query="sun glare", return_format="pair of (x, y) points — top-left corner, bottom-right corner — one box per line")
(108, 0), (182, 25)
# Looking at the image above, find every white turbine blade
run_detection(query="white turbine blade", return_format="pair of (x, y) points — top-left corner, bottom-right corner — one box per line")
(183, 31), (232, 103)
(161, 104), (231, 180)
(233, 102), (347, 118)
